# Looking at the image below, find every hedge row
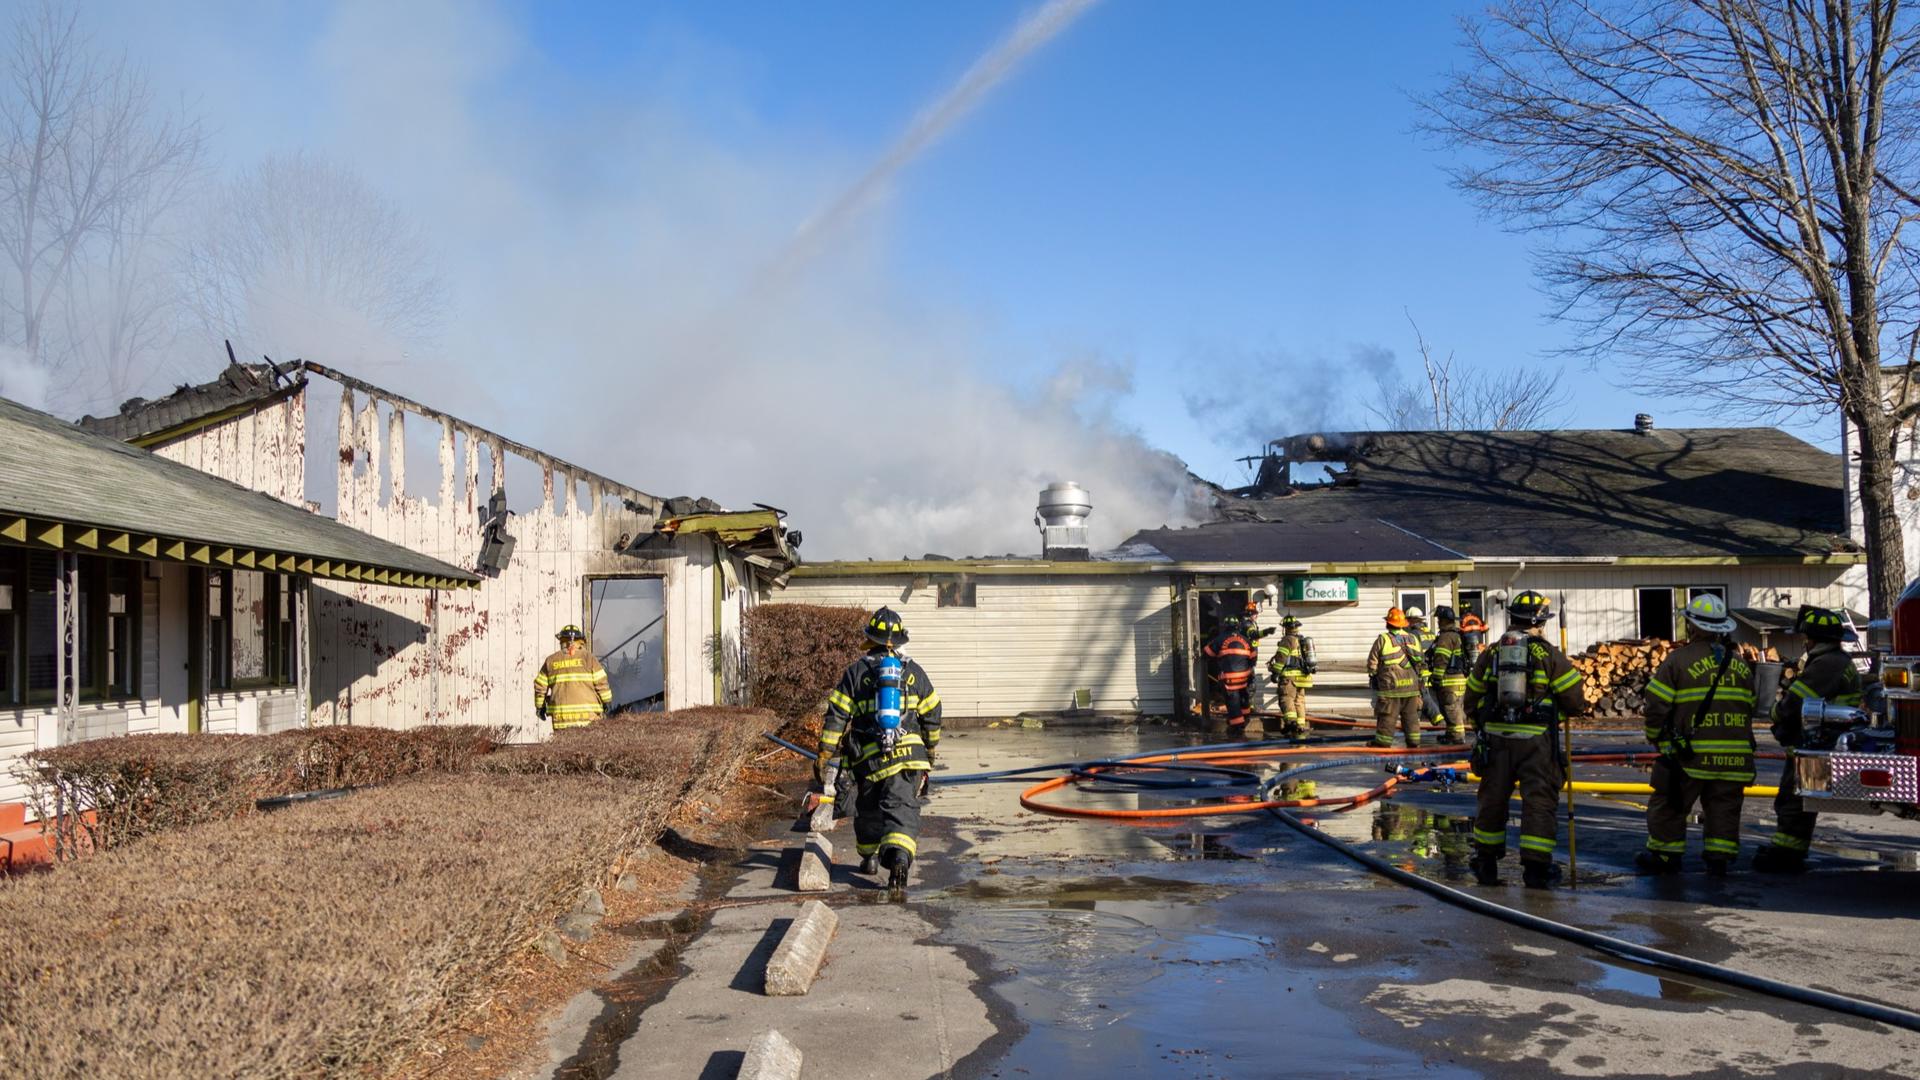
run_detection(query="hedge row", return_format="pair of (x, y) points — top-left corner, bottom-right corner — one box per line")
(0, 707), (779, 1079)
(16, 725), (503, 860)
(743, 604), (871, 720)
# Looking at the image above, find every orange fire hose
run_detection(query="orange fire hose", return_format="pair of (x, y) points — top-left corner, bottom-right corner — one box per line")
(1018, 745), (1463, 820)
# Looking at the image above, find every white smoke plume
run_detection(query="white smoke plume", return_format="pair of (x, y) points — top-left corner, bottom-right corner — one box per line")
(0, 347), (51, 411)
(92, 0), (1205, 557)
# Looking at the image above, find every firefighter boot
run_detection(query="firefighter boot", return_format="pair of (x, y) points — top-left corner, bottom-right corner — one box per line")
(1752, 845), (1808, 875)
(1521, 861), (1563, 890)
(859, 854), (879, 876)
(1242, 716), (1265, 741)
(1469, 852), (1501, 886)
(1703, 856), (1732, 877)
(1634, 850), (1681, 876)
(882, 847), (913, 892)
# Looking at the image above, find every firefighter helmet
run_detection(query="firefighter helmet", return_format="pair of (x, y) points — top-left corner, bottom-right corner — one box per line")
(1459, 613), (1487, 633)
(1433, 605), (1457, 624)
(1385, 607), (1410, 628)
(556, 624), (586, 642)
(1405, 606), (1427, 624)
(1682, 593), (1736, 634)
(1798, 605), (1849, 643)
(865, 606), (910, 646)
(1281, 614), (1302, 628)
(1508, 591), (1552, 626)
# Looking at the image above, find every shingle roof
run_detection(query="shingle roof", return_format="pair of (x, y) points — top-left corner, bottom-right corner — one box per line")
(1128, 518), (1467, 564)
(1159, 427), (1855, 561)
(77, 363), (297, 445)
(1, 394), (478, 585)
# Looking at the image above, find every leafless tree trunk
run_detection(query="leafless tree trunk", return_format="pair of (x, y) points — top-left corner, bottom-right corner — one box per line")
(0, 0), (202, 409)
(1371, 315), (1571, 430)
(1428, 0), (1920, 615)
(181, 152), (444, 363)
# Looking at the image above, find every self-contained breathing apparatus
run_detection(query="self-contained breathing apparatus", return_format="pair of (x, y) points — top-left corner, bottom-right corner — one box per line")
(875, 652), (905, 753)
(1474, 631), (1560, 771)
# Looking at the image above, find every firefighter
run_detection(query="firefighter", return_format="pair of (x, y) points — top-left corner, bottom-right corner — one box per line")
(1428, 606), (1471, 745)
(1204, 614), (1260, 738)
(1458, 613), (1490, 666)
(1369, 608), (1425, 748)
(1754, 607), (1864, 874)
(805, 606), (942, 891)
(1638, 593), (1758, 876)
(1463, 590), (1586, 888)
(1408, 606), (1437, 657)
(1267, 613), (1314, 744)
(533, 624), (612, 730)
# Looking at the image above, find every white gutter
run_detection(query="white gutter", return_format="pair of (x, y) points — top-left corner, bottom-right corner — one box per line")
(1472, 555), (1619, 565)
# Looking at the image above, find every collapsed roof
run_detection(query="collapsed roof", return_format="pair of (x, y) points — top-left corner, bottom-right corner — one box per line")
(1132, 426), (1858, 562)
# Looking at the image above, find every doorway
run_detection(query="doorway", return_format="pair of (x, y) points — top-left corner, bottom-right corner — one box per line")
(587, 577), (666, 712)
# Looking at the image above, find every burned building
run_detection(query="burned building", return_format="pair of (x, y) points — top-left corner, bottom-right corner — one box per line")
(79, 360), (796, 740)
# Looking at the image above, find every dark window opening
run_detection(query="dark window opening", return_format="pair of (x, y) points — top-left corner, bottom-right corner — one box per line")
(11, 550), (143, 702)
(937, 581), (976, 608)
(1637, 588), (1676, 640)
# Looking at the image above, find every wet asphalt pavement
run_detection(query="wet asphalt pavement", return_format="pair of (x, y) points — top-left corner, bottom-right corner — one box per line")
(915, 719), (1920, 1079)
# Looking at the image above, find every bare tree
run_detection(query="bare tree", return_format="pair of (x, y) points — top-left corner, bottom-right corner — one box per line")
(1371, 316), (1571, 430)
(1428, 0), (1920, 614)
(181, 152), (444, 362)
(0, 0), (202, 408)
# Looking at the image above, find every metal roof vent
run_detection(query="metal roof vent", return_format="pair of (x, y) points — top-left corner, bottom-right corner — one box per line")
(1634, 413), (1655, 434)
(1036, 481), (1092, 562)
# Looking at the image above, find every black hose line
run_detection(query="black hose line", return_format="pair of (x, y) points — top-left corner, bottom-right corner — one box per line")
(1264, 800), (1920, 1034)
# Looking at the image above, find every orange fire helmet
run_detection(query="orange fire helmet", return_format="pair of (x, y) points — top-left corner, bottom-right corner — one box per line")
(1459, 613), (1488, 633)
(1385, 607), (1410, 628)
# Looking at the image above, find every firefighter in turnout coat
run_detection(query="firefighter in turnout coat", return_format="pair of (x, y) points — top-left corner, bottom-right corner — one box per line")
(1369, 608), (1426, 747)
(806, 607), (942, 891)
(1428, 606), (1472, 745)
(1638, 593), (1758, 876)
(1754, 607), (1865, 873)
(1267, 614), (1314, 744)
(1462, 591), (1586, 889)
(1204, 615), (1259, 738)
(533, 625), (612, 730)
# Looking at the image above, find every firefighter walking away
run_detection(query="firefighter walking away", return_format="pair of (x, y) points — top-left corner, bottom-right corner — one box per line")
(533, 625), (612, 730)
(806, 606), (942, 892)
(1755, 607), (1863, 873)
(1369, 608), (1426, 748)
(1638, 593), (1759, 876)
(1204, 612), (1259, 738)
(1463, 591), (1586, 889)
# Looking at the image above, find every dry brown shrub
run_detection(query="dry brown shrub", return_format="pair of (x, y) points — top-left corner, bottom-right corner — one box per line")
(18, 726), (504, 860)
(743, 604), (870, 719)
(0, 771), (675, 1080)
(483, 707), (776, 802)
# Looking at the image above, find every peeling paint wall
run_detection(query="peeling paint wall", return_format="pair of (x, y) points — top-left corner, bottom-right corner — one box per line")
(157, 378), (750, 739)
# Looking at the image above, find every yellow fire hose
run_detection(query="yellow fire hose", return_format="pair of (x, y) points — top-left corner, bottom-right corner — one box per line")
(1463, 773), (1778, 798)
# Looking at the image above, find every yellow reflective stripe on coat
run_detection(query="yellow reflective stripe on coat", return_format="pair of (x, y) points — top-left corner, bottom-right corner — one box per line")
(1645, 679), (1676, 703)
(827, 690), (855, 711)
(1550, 669), (1582, 692)
(915, 691), (941, 714)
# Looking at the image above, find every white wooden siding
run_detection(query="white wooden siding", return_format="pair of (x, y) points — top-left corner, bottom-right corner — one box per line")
(775, 575), (1178, 718)
(1456, 564), (1855, 650)
(155, 382), (745, 740)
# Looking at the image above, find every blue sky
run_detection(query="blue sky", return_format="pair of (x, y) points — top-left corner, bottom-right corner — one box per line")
(87, 1), (1842, 554)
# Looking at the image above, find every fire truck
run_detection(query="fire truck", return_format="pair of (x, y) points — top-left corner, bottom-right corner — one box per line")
(1792, 582), (1920, 819)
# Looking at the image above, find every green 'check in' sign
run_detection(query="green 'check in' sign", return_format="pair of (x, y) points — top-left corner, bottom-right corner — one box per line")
(1284, 576), (1359, 603)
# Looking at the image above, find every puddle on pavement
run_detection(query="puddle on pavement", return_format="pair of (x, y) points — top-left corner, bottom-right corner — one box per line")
(1154, 832), (1252, 860)
(938, 888), (1475, 1078)
(1589, 958), (1730, 1002)
(945, 874), (1222, 904)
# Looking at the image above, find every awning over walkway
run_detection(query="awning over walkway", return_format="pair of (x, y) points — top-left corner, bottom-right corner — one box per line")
(0, 396), (477, 589)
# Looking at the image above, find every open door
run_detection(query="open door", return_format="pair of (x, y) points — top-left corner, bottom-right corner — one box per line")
(588, 577), (666, 712)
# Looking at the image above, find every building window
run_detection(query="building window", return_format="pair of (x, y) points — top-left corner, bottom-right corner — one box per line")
(0, 564), (15, 704)
(209, 570), (232, 690)
(9, 551), (142, 702)
(273, 575), (295, 684)
(937, 581), (977, 608)
(231, 569), (268, 684)
(1397, 590), (1430, 617)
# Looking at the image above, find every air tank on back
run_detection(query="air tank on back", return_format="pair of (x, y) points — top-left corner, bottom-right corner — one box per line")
(1036, 481), (1092, 561)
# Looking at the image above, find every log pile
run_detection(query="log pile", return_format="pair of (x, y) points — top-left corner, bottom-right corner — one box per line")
(1570, 639), (1674, 717)
(1570, 638), (1786, 717)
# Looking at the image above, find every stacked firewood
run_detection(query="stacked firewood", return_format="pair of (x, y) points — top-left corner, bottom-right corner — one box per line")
(1569, 638), (1785, 717)
(1570, 639), (1674, 717)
